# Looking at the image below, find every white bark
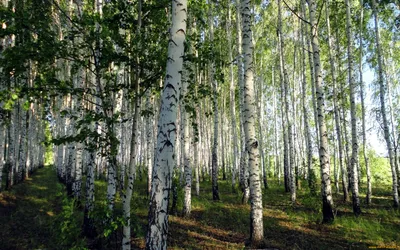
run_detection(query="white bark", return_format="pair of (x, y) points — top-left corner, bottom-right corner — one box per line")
(241, 0), (263, 244)
(7, 88), (17, 188)
(300, 0), (313, 192)
(72, 64), (85, 200)
(236, 0), (249, 203)
(325, 0), (349, 201)
(226, 2), (238, 191)
(17, 100), (27, 183)
(145, 0), (187, 247)
(277, 0), (290, 193)
(208, 2), (220, 201)
(146, 94), (153, 195)
(195, 104), (200, 196)
(345, 0), (361, 215)
(122, 76), (140, 250)
(26, 100), (35, 178)
(372, 0), (399, 207)
(182, 64), (191, 216)
(308, 0), (334, 222)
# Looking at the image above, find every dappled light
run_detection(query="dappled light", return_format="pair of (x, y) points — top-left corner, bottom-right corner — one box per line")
(1, 0), (400, 248)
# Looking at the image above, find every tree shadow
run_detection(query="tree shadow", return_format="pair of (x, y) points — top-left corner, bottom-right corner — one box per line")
(0, 167), (62, 250)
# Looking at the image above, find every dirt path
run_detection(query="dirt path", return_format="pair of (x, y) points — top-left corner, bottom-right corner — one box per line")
(0, 167), (63, 249)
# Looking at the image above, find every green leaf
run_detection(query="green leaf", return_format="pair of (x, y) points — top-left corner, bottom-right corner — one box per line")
(23, 100), (30, 110)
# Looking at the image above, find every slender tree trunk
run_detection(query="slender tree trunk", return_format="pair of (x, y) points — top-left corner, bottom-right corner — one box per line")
(145, 0), (187, 247)
(182, 30), (192, 216)
(195, 103), (200, 196)
(122, 1), (143, 246)
(26, 102), (34, 178)
(272, 69), (280, 185)
(325, 0), (349, 201)
(300, 0), (313, 193)
(306, 8), (319, 152)
(6, 92), (16, 189)
(66, 95), (76, 197)
(333, 130), (339, 193)
(372, 0), (399, 207)
(72, 64), (85, 200)
(358, 0), (371, 205)
(385, 58), (400, 195)
(236, 0), (249, 204)
(122, 72), (141, 250)
(226, 2), (238, 192)
(146, 95), (153, 195)
(208, 2), (219, 201)
(241, 0), (264, 244)
(278, 0), (290, 194)
(257, 67), (267, 189)
(345, 0), (361, 216)
(308, 0), (335, 222)
(17, 101), (27, 183)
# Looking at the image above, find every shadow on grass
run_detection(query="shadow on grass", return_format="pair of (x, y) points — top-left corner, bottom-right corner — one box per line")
(0, 167), (63, 250)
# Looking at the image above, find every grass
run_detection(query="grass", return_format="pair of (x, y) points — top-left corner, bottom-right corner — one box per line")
(1, 167), (400, 249)
(0, 166), (65, 249)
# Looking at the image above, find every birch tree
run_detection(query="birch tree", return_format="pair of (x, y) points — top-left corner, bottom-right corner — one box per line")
(325, 0), (349, 202)
(145, 0), (187, 247)
(209, 1), (220, 201)
(308, 0), (334, 222)
(372, 0), (399, 208)
(241, 0), (264, 245)
(345, 0), (361, 216)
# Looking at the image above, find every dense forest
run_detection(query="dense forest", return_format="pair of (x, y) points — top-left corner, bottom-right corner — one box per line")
(0, 0), (400, 249)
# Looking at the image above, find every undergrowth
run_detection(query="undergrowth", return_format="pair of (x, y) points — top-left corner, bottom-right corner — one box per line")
(1, 166), (400, 249)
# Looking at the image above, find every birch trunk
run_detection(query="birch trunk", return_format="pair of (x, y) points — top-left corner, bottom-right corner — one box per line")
(358, 0), (371, 205)
(83, 3), (102, 233)
(300, 0), (313, 192)
(208, 2), (220, 201)
(306, 9), (319, 152)
(372, 0), (399, 207)
(122, 0), (143, 245)
(122, 70), (141, 250)
(72, 58), (85, 199)
(272, 69), (281, 185)
(345, 0), (361, 216)
(385, 54), (400, 195)
(278, 0), (293, 193)
(195, 100), (201, 196)
(83, 149), (96, 238)
(146, 94), (153, 195)
(236, 0), (249, 203)
(182, 91), (192, 216)
(226, 2), (238, 191)
(326, 0), (349, 201)
(17, 101), (27, 183)
(241, 0), (264, 244)
(182, 25), (192, 215)
(26, 103), (34, 178)
(6, 92), (16, 189)
(308, 0), (334, 222)
(145, 0), (187, 247)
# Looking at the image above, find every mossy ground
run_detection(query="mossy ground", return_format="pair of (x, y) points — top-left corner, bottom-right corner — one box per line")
(1, 167), (399, 249)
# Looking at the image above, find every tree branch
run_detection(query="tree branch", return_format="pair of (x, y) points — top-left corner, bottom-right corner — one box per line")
(282, 0), (311, 25)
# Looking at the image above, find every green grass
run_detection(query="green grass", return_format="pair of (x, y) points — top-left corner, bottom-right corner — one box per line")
(1, 168), (400, 249)
(0, 166), (65, 249)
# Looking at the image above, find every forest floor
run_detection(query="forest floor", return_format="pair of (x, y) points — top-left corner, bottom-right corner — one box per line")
(1, 166), (400, 249)
(0, 166), (64, 249)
